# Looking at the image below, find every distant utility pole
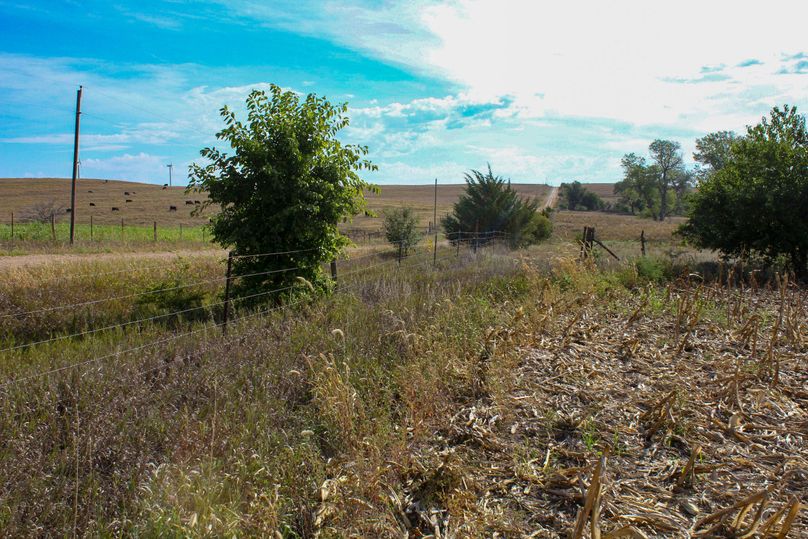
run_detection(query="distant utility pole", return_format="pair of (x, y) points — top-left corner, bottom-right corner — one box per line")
(433, 177), (438, 266)
(166, 163), (173, 187)
(69, 85), (83, 245)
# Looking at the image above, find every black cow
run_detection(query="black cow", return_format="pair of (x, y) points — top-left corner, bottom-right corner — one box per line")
(125, 199), (133, 203)
(169, 205), (177, 211)
(185, 200), (194, 205)
(124, 191), (130, 195)
(194, 200), (201, 205)
(111, 207), (120, 211)
(89, 203), (96, 206)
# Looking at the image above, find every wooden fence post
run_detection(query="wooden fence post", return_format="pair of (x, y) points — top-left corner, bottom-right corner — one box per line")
(640, 230), (646, 257)
(50, 213), (56, 241)
(90, 215), (93, 241)
(397, 241), (403, 266)
(10, 212), (13, 239)
(330, 260), (338, 281)
(222, 251), (234, 335)
(179, 223), (183, 240)
(153, 221), (157, 242)
(120, 218), (124, 240)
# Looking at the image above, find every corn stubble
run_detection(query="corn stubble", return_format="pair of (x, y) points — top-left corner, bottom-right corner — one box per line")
(0, 249), (805, 537)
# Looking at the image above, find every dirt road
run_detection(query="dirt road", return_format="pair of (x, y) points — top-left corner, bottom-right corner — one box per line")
(541, 186), (559, 210)
(0, 249), (226, 271)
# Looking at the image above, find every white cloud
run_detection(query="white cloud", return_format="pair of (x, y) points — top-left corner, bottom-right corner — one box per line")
(219, 1), (807, 132)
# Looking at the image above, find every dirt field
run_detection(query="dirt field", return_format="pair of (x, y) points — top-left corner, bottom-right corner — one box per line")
(0, 177), (555, 232)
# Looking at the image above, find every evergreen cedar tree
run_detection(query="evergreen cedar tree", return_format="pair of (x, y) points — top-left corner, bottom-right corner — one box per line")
(441, 166), (552, 248)
(188, 86), (378, 303)
(681, 105), (808, 279)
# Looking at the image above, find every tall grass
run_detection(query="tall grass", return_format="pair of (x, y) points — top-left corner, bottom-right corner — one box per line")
(0, 245), (530, 535)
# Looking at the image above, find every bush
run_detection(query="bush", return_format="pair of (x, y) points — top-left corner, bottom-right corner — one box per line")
(188, 85), (377, 304)
(382, 207), (421, 254)
(442, 165), (550, 248)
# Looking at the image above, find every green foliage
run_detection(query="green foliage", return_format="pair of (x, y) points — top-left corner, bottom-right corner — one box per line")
(681, 105), (808, 278)
(693, 130), (738, 173)
(441, 165), (551, 248)
(558, 181), (603, 211)
(382, 207), (421, 254)
(188, 85), (377, 302)
(635, 257), (669, 283)
(618, 141), (691, 220)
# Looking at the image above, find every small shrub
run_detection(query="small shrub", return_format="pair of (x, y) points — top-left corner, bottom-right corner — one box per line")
(382, 207), (421, 254)
(635, 257), (667, 282)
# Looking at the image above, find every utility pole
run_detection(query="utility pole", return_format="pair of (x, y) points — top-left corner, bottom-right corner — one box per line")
(433, 177), (438, 266)
(166, 163), (173, 187)
(69, 85), (82, 245)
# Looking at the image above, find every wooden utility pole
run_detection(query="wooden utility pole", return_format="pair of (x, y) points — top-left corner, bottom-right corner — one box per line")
(433, 178), (438, 266)
(69, 85), (82, 245)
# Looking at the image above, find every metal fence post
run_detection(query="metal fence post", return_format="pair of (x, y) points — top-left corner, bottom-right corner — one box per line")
(222, 251), (234, 335)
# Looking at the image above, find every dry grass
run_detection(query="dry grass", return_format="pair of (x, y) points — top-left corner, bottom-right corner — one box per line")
(552, 209), (685, 242)
(1, 229), (803, 536)
(0, 177), (553, 238)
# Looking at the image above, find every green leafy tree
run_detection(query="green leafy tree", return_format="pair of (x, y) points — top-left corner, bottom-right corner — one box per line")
(681, 105), (808, 278)
(616, 153), (658, 216)
(648, 139), (684, 221)
(693, 130), (738, 173)
(383, 207), (421, 255)
(558, 181), (603, 210)
(441, 165), (551, 248)
(188, 85), (377, 302)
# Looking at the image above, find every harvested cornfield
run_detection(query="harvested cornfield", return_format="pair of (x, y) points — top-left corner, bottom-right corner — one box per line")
(313, 264), (807, 537)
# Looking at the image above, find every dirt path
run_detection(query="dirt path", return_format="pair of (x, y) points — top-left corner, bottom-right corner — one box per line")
(0, 249), (226, 270)
(541, 186), (559, 210)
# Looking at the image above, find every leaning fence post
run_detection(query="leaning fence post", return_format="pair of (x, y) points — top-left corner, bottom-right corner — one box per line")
(640, 230), (646, 257)
(330, 259), (337, 281)
(222, 251), (234, 335)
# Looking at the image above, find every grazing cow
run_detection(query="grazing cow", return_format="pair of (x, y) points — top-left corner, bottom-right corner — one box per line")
(169, 205), (177, 211)
(194, 200), (201, 204)
(88, 190), (93, 193)
(162, 185), (167, 190)
(124, 191), (130, 195)
(65, 208), (71, 213)
(125, 199), (133, 203)
(185, 200), (194, 205)
(111, 207), (120, 211)
(89, 202), (96, 206)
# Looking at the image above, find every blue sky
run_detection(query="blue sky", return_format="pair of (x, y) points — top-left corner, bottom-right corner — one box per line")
(1, 1), (806, 185)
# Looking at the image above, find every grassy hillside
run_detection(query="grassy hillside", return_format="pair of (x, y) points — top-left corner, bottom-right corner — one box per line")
(0, 178), (554, 232)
